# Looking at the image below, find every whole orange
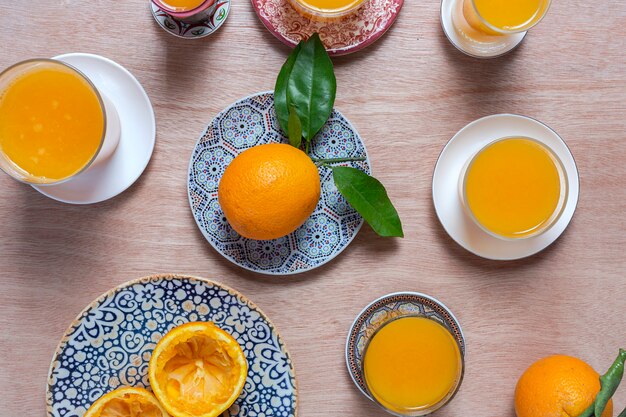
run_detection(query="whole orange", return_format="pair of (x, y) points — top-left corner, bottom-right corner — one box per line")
(515, 354), (613, 417)
(218, 143), (321, 240)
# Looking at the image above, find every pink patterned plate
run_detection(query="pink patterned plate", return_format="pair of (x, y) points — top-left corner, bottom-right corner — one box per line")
(251, 0), (403, 56)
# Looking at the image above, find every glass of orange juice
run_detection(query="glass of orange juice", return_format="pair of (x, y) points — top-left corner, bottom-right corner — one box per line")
(362, 314), (464, 415)
(461, 137), (568, 240)
(289, 0), (367, 21)
(152, 0), (217, 23)
(442, 0), (551, 57)
(0, 59), (120, 185)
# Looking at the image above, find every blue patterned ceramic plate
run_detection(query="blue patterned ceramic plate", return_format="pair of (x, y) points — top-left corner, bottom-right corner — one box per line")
(46, 274), (297, 417)
(188, 92), (371, 275)
(345, 292), (465, 400)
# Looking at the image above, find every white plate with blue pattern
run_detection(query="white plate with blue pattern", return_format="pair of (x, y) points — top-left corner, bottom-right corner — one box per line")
(188, 92), (371, 275)
(46, 274), (297, 417)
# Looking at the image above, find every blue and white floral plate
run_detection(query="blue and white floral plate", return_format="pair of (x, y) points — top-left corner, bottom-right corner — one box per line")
(188, 92), (371, 275)
(46, 274), (297, 417)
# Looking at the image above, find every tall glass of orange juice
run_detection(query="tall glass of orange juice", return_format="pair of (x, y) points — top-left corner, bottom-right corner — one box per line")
(362, 315), (464, 415)
(0, 59), (120, 185)
(461, 137), (568, 240)
(452, 0), (551, 43)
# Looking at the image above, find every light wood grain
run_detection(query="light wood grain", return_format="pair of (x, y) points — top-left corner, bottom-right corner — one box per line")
(0, 1), (625, 416)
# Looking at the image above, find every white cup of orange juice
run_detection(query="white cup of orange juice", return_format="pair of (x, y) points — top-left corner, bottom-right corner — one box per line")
(151, 0), (217, 23)
(0, 59), (120, 185)
(459, 136), (568, 240)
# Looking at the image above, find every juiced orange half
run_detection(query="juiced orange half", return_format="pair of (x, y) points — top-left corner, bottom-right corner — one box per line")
(148, 322), (248, 417)
(83, 387), (169, 417)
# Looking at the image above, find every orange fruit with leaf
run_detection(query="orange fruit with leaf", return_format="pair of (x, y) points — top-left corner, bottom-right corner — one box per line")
(218, 143), (320, 240)
(515, 355), (613, 417)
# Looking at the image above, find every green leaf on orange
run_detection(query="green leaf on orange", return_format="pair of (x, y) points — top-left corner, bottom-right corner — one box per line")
(332, 166), (403, 238)
(287, 33), (336, 141)
(288, 105), (302, 149)
(274, 42), (302, 134)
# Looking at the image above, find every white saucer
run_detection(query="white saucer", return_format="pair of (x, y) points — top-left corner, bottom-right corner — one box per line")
(432, 114), (579, 260)
(32, 53), (155, 204)
(440, 0), (526, 59)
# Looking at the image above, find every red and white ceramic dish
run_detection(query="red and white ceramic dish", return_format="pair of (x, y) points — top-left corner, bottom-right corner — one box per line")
(251, 0), (403, 56)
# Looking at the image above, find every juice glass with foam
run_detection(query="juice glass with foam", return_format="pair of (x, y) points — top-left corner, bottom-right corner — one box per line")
(362, 315), (464, 416)
(460, 137), (568, 240)
(452, 0), (551, 42)
(152, 0), (217, 23)
(0, 59), (120, 185)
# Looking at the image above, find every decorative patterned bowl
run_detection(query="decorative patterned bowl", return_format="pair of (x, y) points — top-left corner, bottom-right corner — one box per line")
(187, 92), (371, 275)
(151, 1), (230, 39)
(46, 274), (297, 417)
(345, 292), (466, 402)
(251, 0), (404, 56)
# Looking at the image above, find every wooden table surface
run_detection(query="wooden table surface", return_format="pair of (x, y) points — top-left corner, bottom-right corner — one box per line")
(1, 1), (625, 416)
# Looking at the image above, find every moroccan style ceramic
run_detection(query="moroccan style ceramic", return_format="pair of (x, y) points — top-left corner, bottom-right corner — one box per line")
(151, 1), (230, 39)
(251, 0), (403, 56)
(188, 92), (371, 275)
(432, 114), (579, 260)
(46, 274), (297, 417)
(346, 292), (465, 402)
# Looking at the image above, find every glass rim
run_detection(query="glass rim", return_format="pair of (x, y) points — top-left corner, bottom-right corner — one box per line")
(461, 135), (569, 241)
(361, 314), (465, 416)
(0, 58), (107, 185)
(288, 0), (367, 19)
(152, 0), (216, 17)
(469, 0), (553, 34)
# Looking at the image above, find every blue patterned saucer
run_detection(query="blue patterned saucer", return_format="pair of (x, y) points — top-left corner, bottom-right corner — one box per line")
(345, 292), (465, 400)
(46, 274), (297, 417)
(188, 92), (371, 275)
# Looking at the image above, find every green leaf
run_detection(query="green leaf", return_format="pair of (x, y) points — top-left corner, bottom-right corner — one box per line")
(287, 33), (336, 141)
(332, 166), (403, 237)
(274, 42), (302, 134)
(595, 349), (626, 417)
(288, 105), (302, 148)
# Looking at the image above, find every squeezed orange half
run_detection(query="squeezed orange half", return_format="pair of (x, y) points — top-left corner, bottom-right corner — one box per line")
(363, 317), (462, 413)
(0, 62), (104, 181)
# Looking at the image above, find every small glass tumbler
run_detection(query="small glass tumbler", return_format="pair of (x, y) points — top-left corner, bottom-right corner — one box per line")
(151, 0), (217, 23)
(459, 136), (568, 240)
(0, 59), (120, 185)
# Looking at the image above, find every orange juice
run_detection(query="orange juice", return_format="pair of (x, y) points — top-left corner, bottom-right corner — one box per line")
(464, 138), (564, 239)
(0, 62), (104, 181)
(463, 0), (550, 34)
(363, 317), (462, 413)
(159, 0), (206, 11)
(290, 0), (365, 19)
